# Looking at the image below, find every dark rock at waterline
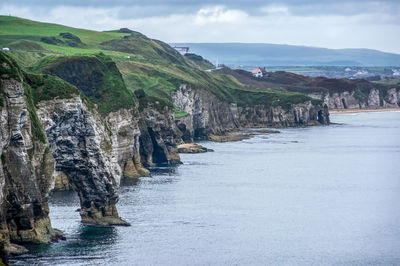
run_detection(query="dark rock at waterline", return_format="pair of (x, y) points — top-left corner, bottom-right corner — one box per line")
(177, 143), (213, 153)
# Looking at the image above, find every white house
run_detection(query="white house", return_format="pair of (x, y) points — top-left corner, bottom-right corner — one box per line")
(252, 67), (267, 78)
(2, 47), (10, 51)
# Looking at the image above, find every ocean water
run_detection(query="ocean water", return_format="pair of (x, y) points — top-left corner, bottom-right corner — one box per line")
(10, 112), (400, 265)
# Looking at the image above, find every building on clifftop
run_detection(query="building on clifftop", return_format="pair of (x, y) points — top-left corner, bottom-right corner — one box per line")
(252, 67), (267, 78)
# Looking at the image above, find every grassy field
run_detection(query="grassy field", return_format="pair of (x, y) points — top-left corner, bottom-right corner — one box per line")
(0, 16), (128, 47)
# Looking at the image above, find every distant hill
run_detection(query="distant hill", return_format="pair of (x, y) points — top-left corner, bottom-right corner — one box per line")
(170, 43), (400, 67)
(213, 67), (394, 95)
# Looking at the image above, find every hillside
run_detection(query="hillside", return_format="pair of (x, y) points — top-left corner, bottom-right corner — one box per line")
(212, 67), (400, 110)
(171, 43), (400, 67)
(0, 16), (320, 114)
(214, 67), (398, 95)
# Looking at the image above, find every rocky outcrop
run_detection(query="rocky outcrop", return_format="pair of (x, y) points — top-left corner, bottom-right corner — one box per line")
(0, 50), (332, 262)
(106, 108), (149, 179)
(0, 66), (61, 257)
(43, 55), (182, 169)
(177, 143), (212, 153)
(309, 88), (400, 110)
(237, 102), (328, 127)
(384, 88), (400, 107)
(139, 105), (182, 166)
(172, 85), (240, 141)
(173, 85), (329, 140)
(1, 52), (141, 261)
(36, 96), (129, 226)
(1, 53), (184, 256)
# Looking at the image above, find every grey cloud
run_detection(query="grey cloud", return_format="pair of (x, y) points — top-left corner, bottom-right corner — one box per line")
(2, 0), (400, 18)
(0, 0), (399, 53)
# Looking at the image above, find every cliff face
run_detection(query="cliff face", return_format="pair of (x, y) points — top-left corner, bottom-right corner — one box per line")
(139, 105), (182, 166)
(0, 69), (58, 256)
(309, 88), (400, 110)
(173, 85), (329, 140)
(0, 54), (133, 260)
(0, 51), (329, 262)
(43, 55), (182, 169)
(106, 105), (181, 176)
(106, 108), (149, 179)
(36, 96), (129, 226)
(172, 85), (239, 141)
(0, 56), (183, 239)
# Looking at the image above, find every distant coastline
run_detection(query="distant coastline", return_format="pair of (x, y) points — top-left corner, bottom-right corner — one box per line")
(330, 107), (400, 114)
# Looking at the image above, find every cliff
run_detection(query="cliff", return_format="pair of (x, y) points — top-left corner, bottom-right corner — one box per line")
(0, 53), (190, 264)
(173, 85), (329, 141)
(213, 68), (400, 112)
(35, 96), (129, 226)
(0, 46), (332, 263)
(0, 19), (331, 262)
(309, 88), (400, 110)
(0, 53), (61, 259)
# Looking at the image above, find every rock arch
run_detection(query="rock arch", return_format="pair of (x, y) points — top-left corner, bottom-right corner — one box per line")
(37, 97), (129, 226)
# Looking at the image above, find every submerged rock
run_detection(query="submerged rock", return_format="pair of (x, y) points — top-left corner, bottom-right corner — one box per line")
(209, 129), (280, 142)
(177, 143), (213, 153)
(4, 243), (28, 256)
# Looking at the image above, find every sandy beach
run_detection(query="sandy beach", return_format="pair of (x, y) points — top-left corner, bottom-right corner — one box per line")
(329, 107), (400, 114)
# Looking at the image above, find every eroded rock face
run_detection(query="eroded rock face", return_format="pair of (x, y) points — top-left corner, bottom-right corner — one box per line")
(36, 97), (129, 226)
(236, 102), (329, 127)
(172, 85), (329, 140)
(106, 108), (149, 178)
(384, 88), (400, 108)
(309, 88), (400, 110)
(0, 76), (58, 255)
(0, 52), (333, 261)
(172, 85), (240, 140)
(139, 105), (182, 166)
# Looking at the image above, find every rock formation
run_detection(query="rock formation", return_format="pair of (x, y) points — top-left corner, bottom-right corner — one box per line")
(177, 143), (212, 153)
(0, 55), (62, 258)
(0, 50), (329, 261)
(139, 105), (182, 166)
(173, 85), (329, 141)
(309, 88), (400, 110)
(36, 96), (129, 226)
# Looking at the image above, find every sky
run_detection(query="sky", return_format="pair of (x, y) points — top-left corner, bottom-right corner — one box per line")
(1, 0), (400, 54)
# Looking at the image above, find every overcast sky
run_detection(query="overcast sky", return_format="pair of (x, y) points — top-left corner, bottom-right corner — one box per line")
(1, 0), (399, 53)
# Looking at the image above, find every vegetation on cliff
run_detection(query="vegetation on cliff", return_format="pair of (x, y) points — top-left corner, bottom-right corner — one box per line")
(183, 53), (214, 70)
(31, 53), (135, 114)
(0, 16), (323, 116)
(25, 73), (80, 103)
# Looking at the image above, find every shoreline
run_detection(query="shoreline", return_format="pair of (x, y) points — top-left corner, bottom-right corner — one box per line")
(329, 107), (400, 114)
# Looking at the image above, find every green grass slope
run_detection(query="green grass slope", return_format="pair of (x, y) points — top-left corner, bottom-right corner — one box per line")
(0, 16), (321, 115)
(0, 16), (128, 51)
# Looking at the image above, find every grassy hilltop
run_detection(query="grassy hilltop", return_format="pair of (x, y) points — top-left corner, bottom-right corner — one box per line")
(0, 16), (320, 115)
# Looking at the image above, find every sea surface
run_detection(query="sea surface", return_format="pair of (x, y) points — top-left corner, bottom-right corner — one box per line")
(10, 112), (400, 265)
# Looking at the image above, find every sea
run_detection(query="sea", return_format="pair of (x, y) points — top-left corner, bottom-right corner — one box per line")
(10, 111), (400, 265)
